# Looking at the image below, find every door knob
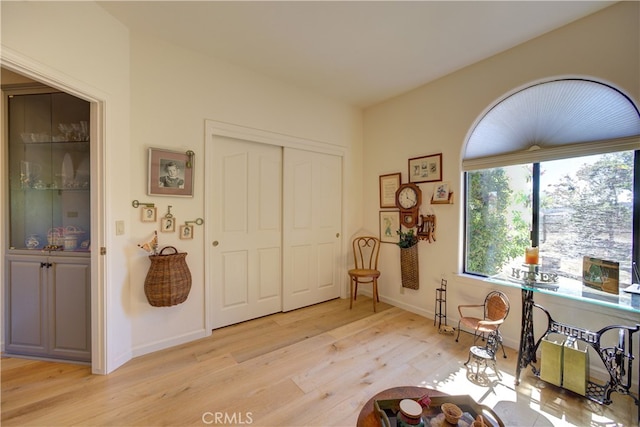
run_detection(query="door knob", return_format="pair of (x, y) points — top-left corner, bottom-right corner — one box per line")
(212, 241), (219, 247)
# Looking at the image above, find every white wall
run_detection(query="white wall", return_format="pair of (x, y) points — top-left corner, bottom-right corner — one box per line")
(363, 2), (639, 379)
(1, 0), (132, 374)
(126, 32), (363, 356)
(2, 2), (363, 371)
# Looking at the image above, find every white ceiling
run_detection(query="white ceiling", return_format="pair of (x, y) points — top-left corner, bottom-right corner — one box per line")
(97, 1), (615, 108)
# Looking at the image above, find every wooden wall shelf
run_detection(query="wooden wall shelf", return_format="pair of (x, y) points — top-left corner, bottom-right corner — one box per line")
(431, 192), (453, 204)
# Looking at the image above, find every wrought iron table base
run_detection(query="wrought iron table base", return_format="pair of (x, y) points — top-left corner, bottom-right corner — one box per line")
(515, 288), (640, 422)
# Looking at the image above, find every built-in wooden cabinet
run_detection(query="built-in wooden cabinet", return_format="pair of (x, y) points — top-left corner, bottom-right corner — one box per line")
(4, 86), (91, 362)
(5, 255), (91, 362)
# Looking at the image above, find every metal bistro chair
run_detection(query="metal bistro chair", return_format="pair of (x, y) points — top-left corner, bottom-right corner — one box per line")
(456, 290), (510, 358)
(348, 236), (381, 312)
(465, 329), (503, 381)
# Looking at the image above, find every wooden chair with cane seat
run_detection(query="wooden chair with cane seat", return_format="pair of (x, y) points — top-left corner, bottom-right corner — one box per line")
(348, 236), (381, 312)
(456, 290), (510, 358)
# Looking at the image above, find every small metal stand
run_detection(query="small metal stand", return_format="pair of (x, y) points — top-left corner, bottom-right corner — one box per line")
(434, 278), (447, 328)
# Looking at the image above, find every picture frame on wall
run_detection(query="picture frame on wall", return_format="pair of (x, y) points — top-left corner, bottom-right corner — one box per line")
(379, 211), (400, 244)
(161, 217), (176, 232)
(431, 181), (453, 204)
(148, 148), (194, 197)
(408, 153), (442, 183)
(141, 206), (157, 222)
(379, 172), (401, 208)
(180, 224), (194, 240)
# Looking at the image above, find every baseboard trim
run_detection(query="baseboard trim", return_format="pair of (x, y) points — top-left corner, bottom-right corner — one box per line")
(131, 329), (209, 358)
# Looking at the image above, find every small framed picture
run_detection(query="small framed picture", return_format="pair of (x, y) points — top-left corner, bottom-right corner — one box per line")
(161, 217), (176, 232)
(180, 225), (194, 240)
(379, 211), (400, 244)
(379, 172), (401, 208)
(408, 153), (442, 183)
(141, 207), (157, 222)
(148, 148), (194, 197)
(432, 181), (452, 204)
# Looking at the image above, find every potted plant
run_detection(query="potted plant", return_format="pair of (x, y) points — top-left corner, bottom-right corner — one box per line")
(397, 228), (418, 248)
(397, 228), (419, 289)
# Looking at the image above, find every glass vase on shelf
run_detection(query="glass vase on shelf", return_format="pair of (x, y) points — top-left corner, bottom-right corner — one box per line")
(25, 234), (41, 250)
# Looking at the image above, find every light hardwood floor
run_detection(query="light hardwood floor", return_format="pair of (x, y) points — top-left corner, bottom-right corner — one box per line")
(2, 297), (636, 426)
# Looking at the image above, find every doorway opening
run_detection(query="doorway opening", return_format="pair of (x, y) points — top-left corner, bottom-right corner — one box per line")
(1, 65), (105, 373)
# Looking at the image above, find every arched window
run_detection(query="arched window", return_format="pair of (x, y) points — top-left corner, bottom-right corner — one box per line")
(462, 77), (640, 299)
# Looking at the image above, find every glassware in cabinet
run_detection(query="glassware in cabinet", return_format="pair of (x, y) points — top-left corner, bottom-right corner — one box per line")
(7, 89), (91, 252)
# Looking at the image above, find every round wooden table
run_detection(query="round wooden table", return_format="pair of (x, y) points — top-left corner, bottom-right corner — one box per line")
(356, 386), (447, 427)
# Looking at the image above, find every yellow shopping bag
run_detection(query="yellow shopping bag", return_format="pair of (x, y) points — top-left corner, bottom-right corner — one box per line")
(562, 337), (589, 396)
(540, 333), (564, 387)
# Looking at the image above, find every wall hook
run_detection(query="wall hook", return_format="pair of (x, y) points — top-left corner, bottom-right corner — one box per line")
(164, 205), (174, 218)
(186, 150), (195, 168)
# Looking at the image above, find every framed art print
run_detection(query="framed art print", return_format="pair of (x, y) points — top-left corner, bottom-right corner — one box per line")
(379, 172), (401, 208)
(161, 217), (176, 232)
(379, 211), (400, 244)
(141, 206), (157, 222)
(408, 153), (442, 183)
(180, 224), (194, 240)
(148, 148), (194, 197)
(431, 181), (453, 204)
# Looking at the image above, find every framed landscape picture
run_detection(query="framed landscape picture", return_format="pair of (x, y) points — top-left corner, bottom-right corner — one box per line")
(583, 256), (619, 295)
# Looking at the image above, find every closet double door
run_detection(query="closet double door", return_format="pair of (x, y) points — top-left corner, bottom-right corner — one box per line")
(209, 136), (342, 329)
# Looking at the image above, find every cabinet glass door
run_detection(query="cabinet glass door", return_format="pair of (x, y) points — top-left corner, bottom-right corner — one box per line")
(8, 91), (90, 252)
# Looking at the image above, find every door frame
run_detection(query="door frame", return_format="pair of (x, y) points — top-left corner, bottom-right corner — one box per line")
(204, 120), (348, 331)
(1, 51), (107, 374)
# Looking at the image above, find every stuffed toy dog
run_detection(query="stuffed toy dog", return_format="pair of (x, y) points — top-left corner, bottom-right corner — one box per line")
(439, 325), (455, 335)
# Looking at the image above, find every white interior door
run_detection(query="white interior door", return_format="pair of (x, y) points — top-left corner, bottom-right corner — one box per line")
(209, 136), (282, 329)
(283, 148), (342, 311)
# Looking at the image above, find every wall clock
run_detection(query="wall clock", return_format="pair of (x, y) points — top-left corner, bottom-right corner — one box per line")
(395, 183), (422, 228)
